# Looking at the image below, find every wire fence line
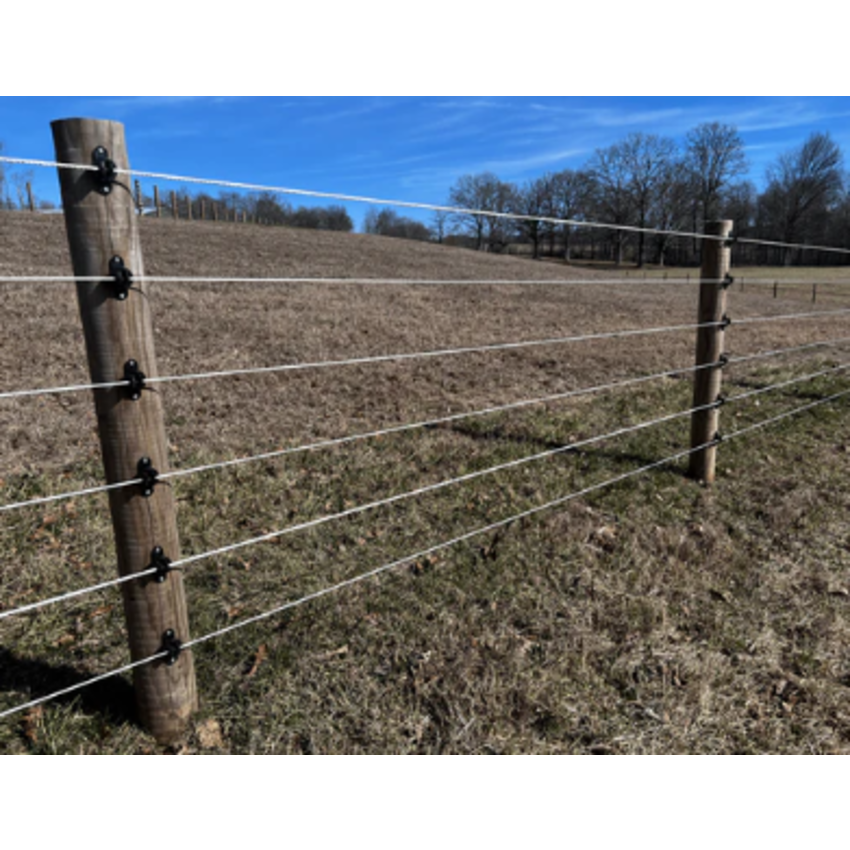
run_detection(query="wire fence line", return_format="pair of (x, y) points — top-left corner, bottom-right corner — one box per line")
(0, 441), (715, 722)
(0, 400), (717, 623)
(4, 381), (849, 723)
(0, 360), (720, 515)
(3, 142), (850, 736)
(3, 356), (846, 626)
(5, 153), (850, 258)
(4, 338), (850, 518)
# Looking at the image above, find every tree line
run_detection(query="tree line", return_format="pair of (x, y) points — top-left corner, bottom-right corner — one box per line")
(3, 125), (848, 264)
(434, 124), (850, 267)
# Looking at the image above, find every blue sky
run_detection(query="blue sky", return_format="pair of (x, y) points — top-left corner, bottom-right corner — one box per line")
(2, 96), (849, 226)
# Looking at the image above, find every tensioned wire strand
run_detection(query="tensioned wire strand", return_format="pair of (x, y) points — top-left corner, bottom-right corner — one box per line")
(0, 274), (719, 286)
(5, 382), (848, 723)
(4, 305), (848, 402)
(4, 154), (850, 257)
(0, 401), (715, 622)
(0, 319), (723, 401)
(732, 308), (850, 325)
(4, 335), (850, 516)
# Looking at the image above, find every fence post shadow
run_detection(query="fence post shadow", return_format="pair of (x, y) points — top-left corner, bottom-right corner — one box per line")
(0, 648), (138, 728)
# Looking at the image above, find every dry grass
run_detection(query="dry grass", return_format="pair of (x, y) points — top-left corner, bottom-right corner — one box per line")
(1, 211), (849, 754)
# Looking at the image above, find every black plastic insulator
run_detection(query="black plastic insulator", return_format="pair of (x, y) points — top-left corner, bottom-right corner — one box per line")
(92, 146), (117, 196)
(159, 630), (182, 666)
(721, 315), (732, 330)
(723, 274), (735, 289)
(718, 354), (729, 368)
(137, 457), (160, 498)
(713, 431), (725, 445)
(715, 395), (727, 409)
(149, 546), (173, 584)
(123, 360), (146, 401)
(108, 256), (133, 301)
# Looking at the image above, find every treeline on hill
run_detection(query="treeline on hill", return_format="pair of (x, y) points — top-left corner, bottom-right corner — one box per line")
(432, 125), (850, 268)
(142, 190), (355, 233)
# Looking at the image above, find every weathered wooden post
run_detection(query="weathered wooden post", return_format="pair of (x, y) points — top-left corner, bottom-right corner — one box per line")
(134, 179), (142, 214)
(200, 198), (206, 221)
(689, 220), (733, 484)
(154, 185), (161, 219)
(170, 190), (178, 220)
(186, 195), (193, 221)
(51, 118), (197, 744)
(26, 182), (35, 212)
(213, 203), (219, 223)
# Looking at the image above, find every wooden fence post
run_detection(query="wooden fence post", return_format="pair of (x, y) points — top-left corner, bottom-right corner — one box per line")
(134, 179), (142, 214)
(26, 182), (35, 212)
(154, 185), (161, 218)
(689, 220), (733, 484)
(186, 195), (193, 221)
(51, 118), (197, 744)
(171, 190), (178, 220)
(200, 198), (206, 221)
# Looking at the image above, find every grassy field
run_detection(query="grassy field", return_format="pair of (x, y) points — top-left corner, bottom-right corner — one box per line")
(1, 212), (849, 754)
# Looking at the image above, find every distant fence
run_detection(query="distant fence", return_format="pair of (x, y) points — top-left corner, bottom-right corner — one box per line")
(1, 119), (849, 744)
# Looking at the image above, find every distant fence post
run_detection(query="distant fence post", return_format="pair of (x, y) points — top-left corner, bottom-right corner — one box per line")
(51, 118), (197, 744)
(689, 220), (733, 484)
(154, 185), (161, 218)
(171, 190), (178, 220)
(26, 182), (35, 212)
(186, 195), (193, 221)
(134, 179), (142, 214)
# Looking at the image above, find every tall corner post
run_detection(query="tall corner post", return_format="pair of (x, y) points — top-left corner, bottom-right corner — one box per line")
(51, 118), (197, 744)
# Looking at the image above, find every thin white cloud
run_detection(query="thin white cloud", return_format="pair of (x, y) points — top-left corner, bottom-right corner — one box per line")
(81, 96), (248, 115)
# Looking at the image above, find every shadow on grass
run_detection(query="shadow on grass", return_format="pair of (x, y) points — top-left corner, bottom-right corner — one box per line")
(0, 648), (137, 726)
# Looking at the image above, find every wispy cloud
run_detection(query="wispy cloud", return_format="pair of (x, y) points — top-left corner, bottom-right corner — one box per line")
(78, 96), (248, 115)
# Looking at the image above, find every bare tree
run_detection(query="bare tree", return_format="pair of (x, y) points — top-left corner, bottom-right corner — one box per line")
(549, 169), (594, 261)
(685, 122), (748, 226)
(431, 209), (450, 244)
(759, 132), (844, 263)
(511, 177), (549, 259)
(590, 133), (676, 266)
(623, 133), (678, 267)
(588, 144), (633, 265)
(448, 173), (514, 251)
(649, 170), (693, 267)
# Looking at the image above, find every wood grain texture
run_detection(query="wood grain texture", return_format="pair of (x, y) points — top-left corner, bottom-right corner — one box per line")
(52, 119), (197, 744)
(689, 220), (733, 484)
